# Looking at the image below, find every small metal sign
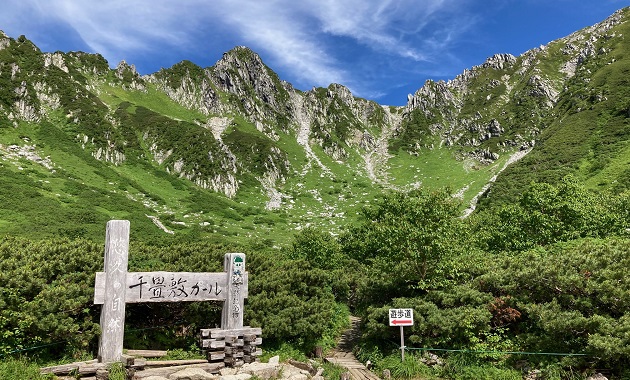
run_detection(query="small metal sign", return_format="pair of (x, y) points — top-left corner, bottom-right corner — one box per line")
(389, 308), (414, 326)
(389, 308), (414, 361)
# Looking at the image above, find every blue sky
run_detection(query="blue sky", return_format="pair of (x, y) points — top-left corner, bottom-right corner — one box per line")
(1, 0), (627, 106)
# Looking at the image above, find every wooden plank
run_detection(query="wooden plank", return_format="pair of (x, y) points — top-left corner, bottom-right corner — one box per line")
(78, 363), (107, 375)
(201, 327), (262, 338)
(40, 363), (80, 375)
(201, 339), (225, 349)
(209, 352), (226, 361)
(95, 271), (248, 304)
(40, 359), (99, 375)
(98, 220), (130, 363)
(227, 351), (244, 358)
(126, 349), (168, 358)
(121, 354), (135, 366)
(243, 334), (257, 342)
(348, 368), (363, 380)
(226, 339), (244, 347)
(131, 358), (147, 369)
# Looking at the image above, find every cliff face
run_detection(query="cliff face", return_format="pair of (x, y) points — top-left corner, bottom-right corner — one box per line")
(401, 8), (626, 164)
(142, 46), (398, 201)
(0, 8), (628, 208)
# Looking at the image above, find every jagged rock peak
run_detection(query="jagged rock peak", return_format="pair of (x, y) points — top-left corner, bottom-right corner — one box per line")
(212, 45), (289, 119)
(0, 31), (10, 50)
(14, 34), (40, 53)
(115, 60), (146, 91)
(217, 46), (264, 68)
(327, 83), (355, 104)
(43, 52), (69, 73)
(524, 7), (626, 61)
(406, 79), (457, 115)
(116, 60), (138, 75)
(481, 53), (517, 70)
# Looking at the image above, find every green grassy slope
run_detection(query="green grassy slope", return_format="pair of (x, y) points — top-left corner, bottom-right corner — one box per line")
(480, 11), (630, 206)
(1, 9), (629, 245)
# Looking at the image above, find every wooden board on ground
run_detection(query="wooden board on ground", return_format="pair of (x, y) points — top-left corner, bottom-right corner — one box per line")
(126, 349), (168, 358)
(133, 362), (224, 378)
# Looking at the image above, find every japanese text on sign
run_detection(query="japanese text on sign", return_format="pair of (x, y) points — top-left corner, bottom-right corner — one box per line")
(94, 271), (248, 304)
(389, 308), (414, 326)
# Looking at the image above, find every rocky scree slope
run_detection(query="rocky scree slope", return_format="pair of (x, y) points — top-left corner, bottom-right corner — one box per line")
(0, 7), (628, 224)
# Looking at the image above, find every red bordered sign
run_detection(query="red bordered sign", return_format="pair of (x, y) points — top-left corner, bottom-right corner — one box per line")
(389, 308), (414, 326)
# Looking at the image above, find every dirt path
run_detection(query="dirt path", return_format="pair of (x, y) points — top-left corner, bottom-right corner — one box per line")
(325, 317), (381, 380)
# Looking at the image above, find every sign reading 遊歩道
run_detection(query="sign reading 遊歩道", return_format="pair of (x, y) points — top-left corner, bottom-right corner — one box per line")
(389, 308), (414, 361)
(389, 308), (414, 326)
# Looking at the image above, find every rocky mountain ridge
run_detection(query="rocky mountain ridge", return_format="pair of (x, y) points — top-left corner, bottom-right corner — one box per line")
(403, 8), (625, 162)
(0, 7), (629, 241)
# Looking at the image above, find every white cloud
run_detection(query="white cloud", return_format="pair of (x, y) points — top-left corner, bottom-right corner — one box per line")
(307, 0), (429, 61)
(208, 0), (474, 95)
(211, 0), (349, 88)
(0, 0), (476, 99)
(34, 0), (206, 59)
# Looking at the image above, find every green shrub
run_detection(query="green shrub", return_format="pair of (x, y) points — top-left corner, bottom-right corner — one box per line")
(246, 257), (338, 352)
(377, 353), (433, 380)
(0, 358), (48, 380)
(0, 237), (102, 358)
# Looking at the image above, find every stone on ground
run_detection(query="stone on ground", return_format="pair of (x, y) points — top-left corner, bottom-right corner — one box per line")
(169, 367), (216, 380)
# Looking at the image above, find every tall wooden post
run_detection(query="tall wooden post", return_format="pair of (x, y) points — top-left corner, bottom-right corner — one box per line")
(221, 253), (246, 330)
(97, 220), (130, 363)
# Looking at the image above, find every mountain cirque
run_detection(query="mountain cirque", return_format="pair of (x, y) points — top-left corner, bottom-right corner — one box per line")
(0, 8), (628, 239)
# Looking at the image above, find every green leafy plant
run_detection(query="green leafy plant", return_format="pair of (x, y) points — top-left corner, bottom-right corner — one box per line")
(107, 361), (126, 380)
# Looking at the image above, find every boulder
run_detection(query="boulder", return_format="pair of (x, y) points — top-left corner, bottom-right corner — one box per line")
(279, 363), (309, 380)
(219, 368), (239, 376)
(267, 356), (280, 365)
(169, 367), (217, 380)
(220, 374), (252, 380)
(238, 362), (279, 380)
(286, 359), (315, 375)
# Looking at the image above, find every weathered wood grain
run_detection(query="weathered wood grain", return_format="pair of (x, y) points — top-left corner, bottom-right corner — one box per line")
(98, 220), (130, 363)
(94, 272), (249, 304)
(144, 359), (208, 368)
(201, 339), (226, 349)
(125, 349), (168, 358)
(221, 253), (246, 330)
(200, 327), (262, 338)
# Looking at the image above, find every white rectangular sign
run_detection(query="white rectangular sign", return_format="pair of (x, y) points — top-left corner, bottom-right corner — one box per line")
(389, 308), (414, 326)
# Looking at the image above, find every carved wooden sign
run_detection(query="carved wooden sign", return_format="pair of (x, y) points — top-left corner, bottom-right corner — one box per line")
(94, 271), (248, 303)
(94, 220), (248, 363)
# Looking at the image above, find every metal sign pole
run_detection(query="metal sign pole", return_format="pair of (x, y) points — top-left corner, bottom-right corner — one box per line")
(389, 308), (413, 362)
(400, 325), (405, 361)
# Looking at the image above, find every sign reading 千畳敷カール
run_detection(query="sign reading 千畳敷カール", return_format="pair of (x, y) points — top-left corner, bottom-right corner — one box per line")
(389, 308), (414, 326)
(94, 220), (249, 364)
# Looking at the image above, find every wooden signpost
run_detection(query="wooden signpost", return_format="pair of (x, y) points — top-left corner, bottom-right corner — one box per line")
(94, 220), (252, 364)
